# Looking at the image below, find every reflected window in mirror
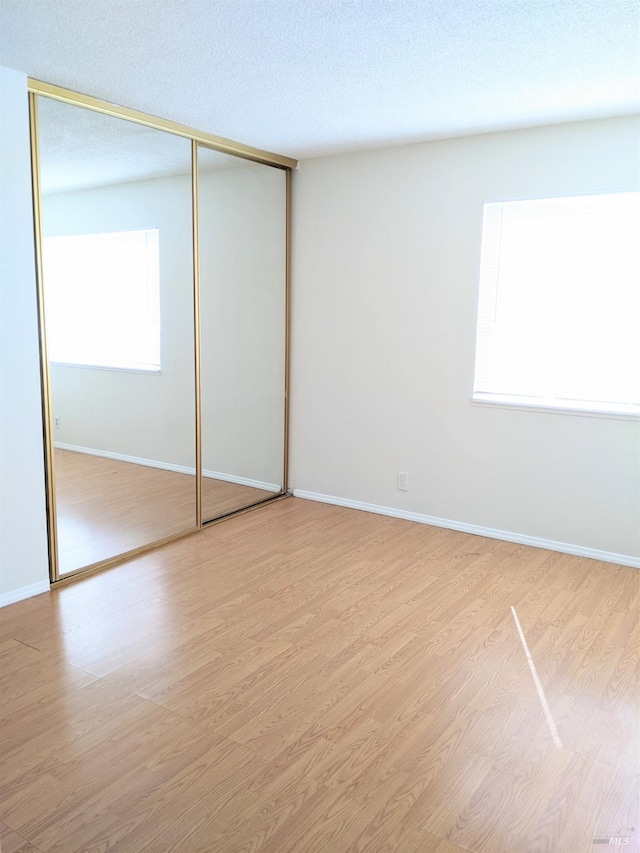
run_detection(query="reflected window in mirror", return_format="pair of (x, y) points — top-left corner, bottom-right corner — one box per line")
(43, 227), (161, 372)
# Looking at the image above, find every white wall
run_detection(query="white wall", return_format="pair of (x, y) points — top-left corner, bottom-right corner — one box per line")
(0, 67), (50, 605)
(44, 173), (197, 469)
(44, 164), (286, 487)
(290, 116), (640, 563)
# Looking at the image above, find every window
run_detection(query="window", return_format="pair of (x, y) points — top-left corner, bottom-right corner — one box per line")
(473, 191), (640, 417)
(43, 228), (160, 372)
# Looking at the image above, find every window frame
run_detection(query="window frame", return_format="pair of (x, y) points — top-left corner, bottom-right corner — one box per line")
(472, 191), (640, 421)
(43, 227), (162, 374)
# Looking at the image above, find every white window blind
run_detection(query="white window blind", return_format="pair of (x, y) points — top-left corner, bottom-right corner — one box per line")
(473, 191), (640, 417)
(43, 228), (160, 372)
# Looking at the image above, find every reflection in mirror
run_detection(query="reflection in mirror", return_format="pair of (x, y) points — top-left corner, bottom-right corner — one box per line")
(38, 96), (196, 575)
(198, 145), (286, 522)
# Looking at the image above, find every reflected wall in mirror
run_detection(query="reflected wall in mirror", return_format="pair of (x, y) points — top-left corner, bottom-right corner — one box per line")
(197, 145), (287, 522)
(38, 96), (197, 575)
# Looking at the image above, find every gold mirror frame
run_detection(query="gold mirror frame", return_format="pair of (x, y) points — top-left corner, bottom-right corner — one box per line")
(28, 80), (296, 584)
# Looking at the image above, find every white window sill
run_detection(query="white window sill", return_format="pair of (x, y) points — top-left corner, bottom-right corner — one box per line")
(50, 361), (161, 375)
(472, 394), (640, 421)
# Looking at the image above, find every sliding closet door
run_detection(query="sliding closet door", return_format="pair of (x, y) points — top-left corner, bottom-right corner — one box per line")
(197, 146), (287, 522)
(36, 96), (196, 576)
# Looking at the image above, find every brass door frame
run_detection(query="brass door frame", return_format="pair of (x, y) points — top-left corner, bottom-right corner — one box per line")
(28, 80), (295, 584)
(28, 80), (296, 169)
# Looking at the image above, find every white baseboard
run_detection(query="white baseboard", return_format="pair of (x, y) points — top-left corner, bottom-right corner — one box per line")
(202, 469), (281, 493)
(0, 580), (50, 609)
(292, 490), (640, 569)
(54, 443), (281, 493)
(55, 442), (195, 475)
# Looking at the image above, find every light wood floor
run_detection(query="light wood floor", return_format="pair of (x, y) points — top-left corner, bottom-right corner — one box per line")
(1, 498), (638, 852)
(54, 449), (275, 574)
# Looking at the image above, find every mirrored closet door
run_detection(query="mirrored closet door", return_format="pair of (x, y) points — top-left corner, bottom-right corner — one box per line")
(36, 96), (197, 577)
(197, 145), (287, 522)
(31, 81), (293, 582)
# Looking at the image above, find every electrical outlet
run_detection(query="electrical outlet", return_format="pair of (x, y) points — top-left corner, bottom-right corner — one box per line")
(54, 416), (60, 428)
(397, 471), (409, 491)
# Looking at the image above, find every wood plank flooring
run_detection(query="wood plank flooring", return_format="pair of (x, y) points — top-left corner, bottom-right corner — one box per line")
(1, 497), (638, 851)
(54, 449), (274, 574)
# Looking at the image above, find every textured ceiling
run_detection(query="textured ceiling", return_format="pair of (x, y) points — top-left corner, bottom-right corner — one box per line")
(37, 97), (241, 194)
(1, 0), (639, 160)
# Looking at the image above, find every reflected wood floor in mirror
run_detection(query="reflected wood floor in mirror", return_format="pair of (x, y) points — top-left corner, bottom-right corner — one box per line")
(54, 449), (274, 574)
(1, 498), (638, 851)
